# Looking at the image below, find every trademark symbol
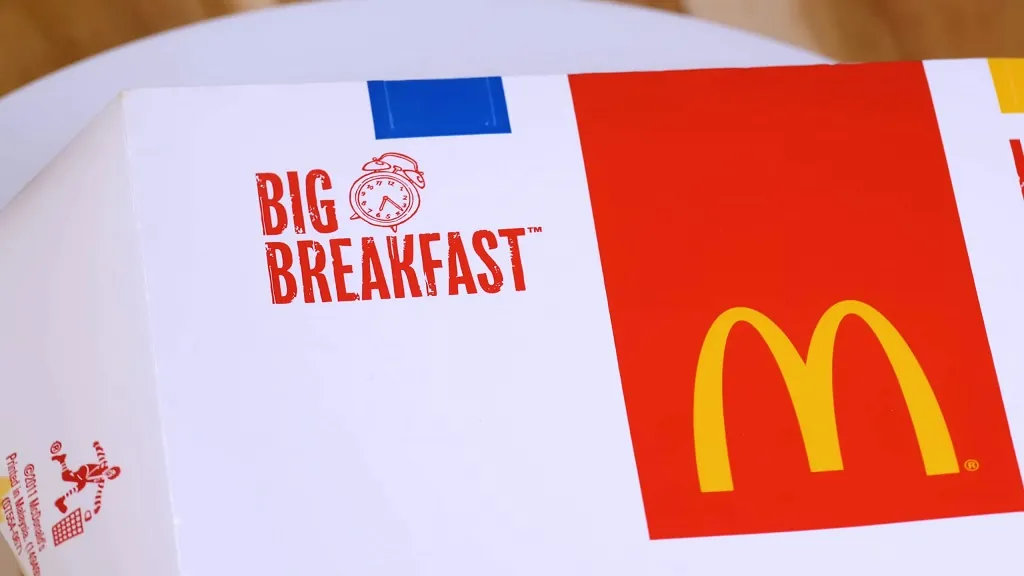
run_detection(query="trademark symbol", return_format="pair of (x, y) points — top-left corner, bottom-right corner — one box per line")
(964, 459), (980, 472)
(528, 226), (543, 234)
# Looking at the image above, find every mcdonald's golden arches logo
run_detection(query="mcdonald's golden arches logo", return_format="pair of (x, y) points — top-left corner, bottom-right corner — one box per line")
(693, 300), (959, 494)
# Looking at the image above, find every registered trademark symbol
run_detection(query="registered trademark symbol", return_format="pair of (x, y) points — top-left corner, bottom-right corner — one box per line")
(964, 459), (980, 472)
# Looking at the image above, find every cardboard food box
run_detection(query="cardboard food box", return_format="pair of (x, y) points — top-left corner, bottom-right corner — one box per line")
(1, 58), (1023, 575)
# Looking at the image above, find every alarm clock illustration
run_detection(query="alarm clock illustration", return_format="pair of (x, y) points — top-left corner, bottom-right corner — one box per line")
(348, 152), (426, 232)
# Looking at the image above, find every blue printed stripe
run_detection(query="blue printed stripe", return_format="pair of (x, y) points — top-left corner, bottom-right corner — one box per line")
(367, 77), (511, 140)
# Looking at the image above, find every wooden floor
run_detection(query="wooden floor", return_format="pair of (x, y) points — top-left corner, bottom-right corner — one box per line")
(3, 0), (1024, 96)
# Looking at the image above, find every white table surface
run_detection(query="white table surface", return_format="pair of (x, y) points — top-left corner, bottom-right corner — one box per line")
(0, 3), (823, 572)
(0, 0), (828, 210)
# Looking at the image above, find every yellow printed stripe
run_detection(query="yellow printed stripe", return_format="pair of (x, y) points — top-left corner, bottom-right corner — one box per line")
(0, 477), (10, 522)
(989, 59), (1024, 113)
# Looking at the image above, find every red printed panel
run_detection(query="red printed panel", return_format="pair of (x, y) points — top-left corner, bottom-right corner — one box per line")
(569, 62), (1024, 539)
(1010, 139), (1024, 198)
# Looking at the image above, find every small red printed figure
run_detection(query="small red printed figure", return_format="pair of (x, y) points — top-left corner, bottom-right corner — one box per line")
(51, 440), (120, 517)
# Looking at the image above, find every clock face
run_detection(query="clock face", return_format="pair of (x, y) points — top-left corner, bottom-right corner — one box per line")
(352, 174), (418, 225)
